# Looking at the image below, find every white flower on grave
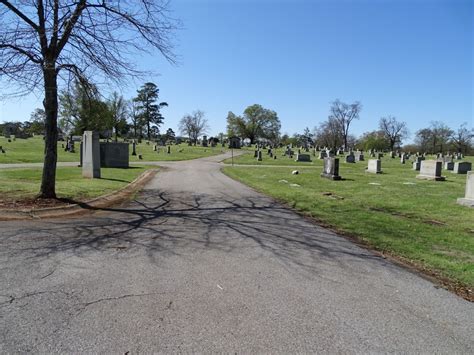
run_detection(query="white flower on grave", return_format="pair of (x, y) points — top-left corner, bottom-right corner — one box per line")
(292, 170), (299, 175)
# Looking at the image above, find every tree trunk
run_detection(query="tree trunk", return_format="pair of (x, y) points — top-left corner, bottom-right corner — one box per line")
(39, 66), (59, 199)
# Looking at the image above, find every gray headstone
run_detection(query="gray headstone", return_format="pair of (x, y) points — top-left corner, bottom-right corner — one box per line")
(257, 150), (262, 161)
(367, 159), (382, 174)
(452, 162), (472, 174)
(82, 131), (101, 178)
(416, 160), (445, 181)
(99, 142), (129, 168)
(457, 171), (474, 207)
(444, 161), (454, 171)
(321, 157), (341, 180)
(345, 154), (355, 163)
(295, 154), (311, 162)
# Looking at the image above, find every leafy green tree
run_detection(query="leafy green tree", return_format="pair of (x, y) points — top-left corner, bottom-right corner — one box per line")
(134, 82), (168, 140)
(28, 108), (46, 135)
(165, 128), (176, 143)
(226, 104), (281, 144)
(59, 80), (109, 135)
(357, 130), (390, 151)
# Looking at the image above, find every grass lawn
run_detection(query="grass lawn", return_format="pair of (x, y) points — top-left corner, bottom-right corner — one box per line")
(0, 135), (79, 163)
(0, 166), (150, 202)
(131, 143), (228, 162)
(223, 153), (474, 289)
(0, 136), (228, 164)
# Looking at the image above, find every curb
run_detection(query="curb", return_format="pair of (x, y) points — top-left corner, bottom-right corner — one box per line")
(0, 169), (158, 221)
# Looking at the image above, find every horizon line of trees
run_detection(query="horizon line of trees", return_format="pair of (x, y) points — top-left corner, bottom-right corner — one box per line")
(2, 98), (473, 155)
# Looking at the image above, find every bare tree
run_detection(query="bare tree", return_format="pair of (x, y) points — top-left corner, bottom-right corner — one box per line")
(314, 117), (343, 150)
(379, 115), (409, 151)
(107, 92), (128, 142)
(329, 99), (362, 150)
(0, 1), (177, 198)
(179, 110), (209, 145)
(451, 122), (473, 154)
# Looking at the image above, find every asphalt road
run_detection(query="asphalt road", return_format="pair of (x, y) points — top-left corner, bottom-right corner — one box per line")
(0, 152), (473, 353)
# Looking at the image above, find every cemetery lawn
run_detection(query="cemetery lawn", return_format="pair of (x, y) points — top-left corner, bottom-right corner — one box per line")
(0, 135), (79, 163)
(0, 166), (150, 203)
(222, 156), (474, 291)
(131, 143), (228, 162)
(0, 136), (227, 163)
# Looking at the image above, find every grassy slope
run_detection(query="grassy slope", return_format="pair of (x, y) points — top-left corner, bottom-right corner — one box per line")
(223, 153), (474, 287)
(0, 136), (227, 164)
(0, 166), (150, 201)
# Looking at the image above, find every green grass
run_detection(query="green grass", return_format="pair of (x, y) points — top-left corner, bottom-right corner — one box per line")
(0, 166), (150, 201)
(0, 135), (79, 163)
(132, 143), (227, 162)
(0, 136), (227, 163)
(223, 154), (474, 287)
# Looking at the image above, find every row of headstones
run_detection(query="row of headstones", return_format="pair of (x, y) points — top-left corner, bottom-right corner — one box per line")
(319, 157), (474, 207)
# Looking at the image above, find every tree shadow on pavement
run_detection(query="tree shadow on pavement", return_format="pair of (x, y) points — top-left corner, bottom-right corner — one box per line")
(1, 189), (393, 280)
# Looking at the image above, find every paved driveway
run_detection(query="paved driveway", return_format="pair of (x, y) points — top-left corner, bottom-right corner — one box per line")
(0, 152), (473, 352)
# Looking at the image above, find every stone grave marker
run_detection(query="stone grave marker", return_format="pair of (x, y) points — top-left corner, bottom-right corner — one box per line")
(452, 162), (472, 174)
(444, 162), (454, 171)
(82, 131), (101, 178)
(100, 142), (129, 168)
(295, 154), (311, 162)
(257, 150), (262, 161)
(321, 157), (341, 180)
(416, 160), (445, 181)
(457, 172), (474, 207)
(367, 159), (382, 174)
(345, 153), (355, 163)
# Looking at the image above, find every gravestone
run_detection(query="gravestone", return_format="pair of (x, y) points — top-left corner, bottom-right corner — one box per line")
(400, 154), (406, 164)
(318, 151), (327, 159)
(355, 152), (364, 161)
(202, 136), (208, 147)
(457, 172), (474, 207)
(416, 160), (445, 181)
(100, 142), (129, 168)
(345, 153), (355, 163)
(131, 141), (137, 156)
(254, 150), (258, 158)
(321, 157), (341, 180)
(452, 162), (472, 174)
(257, 150), (262, 161)
(412, 156), (425, 171)
(444, 162), (454, 171)
(367, 159), (382, 174)
(82, 131), (101, 178)
(377, 153), (383, 159)
(295, 154), (311, 162)
(167, 145), (171, 154)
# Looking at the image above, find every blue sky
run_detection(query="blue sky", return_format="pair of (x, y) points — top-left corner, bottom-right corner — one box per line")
(0, 0), (472, 142)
